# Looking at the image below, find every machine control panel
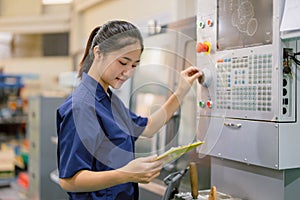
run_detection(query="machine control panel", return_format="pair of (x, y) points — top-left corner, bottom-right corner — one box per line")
(196, 0), (295, 122)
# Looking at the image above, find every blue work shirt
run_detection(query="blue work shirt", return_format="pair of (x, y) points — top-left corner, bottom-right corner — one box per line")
(56, 73), (148, 200)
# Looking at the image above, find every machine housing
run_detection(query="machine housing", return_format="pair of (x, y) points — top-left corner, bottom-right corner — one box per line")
(196, 0), (300, 199)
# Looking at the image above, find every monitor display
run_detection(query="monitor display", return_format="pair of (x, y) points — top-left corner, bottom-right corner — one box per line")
(217, 0), (273, 51)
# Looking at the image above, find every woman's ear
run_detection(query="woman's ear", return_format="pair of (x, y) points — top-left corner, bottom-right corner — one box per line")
(93, 46), (102, 59)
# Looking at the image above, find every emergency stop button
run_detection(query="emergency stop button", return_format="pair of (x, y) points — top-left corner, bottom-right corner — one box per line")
(196, 41), (211, 54)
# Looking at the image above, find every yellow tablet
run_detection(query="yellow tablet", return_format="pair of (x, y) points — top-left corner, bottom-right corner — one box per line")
(156, 141), (204, 164)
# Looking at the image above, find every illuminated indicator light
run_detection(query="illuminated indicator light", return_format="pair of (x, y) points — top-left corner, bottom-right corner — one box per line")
(206, 100), (213, 108)
(199, 21), (205, 29)
(207, 20), (211, 26)
(207, 19), (213, 27)
(199, 101), (205, 108)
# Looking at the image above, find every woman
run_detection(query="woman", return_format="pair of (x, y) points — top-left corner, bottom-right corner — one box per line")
(56, 20), (202, 200)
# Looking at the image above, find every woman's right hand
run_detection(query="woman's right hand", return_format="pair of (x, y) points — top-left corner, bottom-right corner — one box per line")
(175, 66), (202, 100)
(119, 155), (164, 184)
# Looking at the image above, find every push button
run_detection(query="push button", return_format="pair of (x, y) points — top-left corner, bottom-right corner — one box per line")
(199, 21), (205, 29)
(196, 41), (211, 54)
(206, 100), (213, 108)
(206, 19), (213, 27)
(199, 101), (206, 108)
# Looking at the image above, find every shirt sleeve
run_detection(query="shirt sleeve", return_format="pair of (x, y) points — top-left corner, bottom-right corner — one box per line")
(128, 109), (148, 139)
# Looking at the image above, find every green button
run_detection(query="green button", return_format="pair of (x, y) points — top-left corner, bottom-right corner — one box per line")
(199, 101), (205, 108)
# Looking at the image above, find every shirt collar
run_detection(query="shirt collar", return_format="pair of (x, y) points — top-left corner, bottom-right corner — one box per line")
(81, 72), (111, 101)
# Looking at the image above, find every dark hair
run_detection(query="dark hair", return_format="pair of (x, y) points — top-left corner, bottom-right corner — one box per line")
(78, 20), (144, 79)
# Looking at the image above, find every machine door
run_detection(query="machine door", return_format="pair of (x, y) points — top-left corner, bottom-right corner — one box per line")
(130, 30), (179, 159)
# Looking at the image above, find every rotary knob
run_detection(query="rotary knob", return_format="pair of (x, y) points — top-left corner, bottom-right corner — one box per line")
(198, 68), (212, 87)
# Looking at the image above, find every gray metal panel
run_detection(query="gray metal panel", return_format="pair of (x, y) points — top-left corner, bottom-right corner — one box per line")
(28, 96), (67, 200)
(198, 117), (279, 169)
(28, 96), (41, 198)
(211, 157), (284, 200)
(211, 157), (300, 200)
(278, 122), (300, 169)
(277, 38), (300, 169)
(284, 169), (300, 200)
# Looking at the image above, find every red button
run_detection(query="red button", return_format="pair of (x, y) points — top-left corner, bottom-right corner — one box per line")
(207, 19), (213, 27)
(206, 100), (213, 108)
(196, 42), (209, 53)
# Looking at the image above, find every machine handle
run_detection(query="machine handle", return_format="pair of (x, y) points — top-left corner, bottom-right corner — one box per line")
(189, 162), (198, 199)
(224, 122), (242, 129)
(208, 186), (217, 200)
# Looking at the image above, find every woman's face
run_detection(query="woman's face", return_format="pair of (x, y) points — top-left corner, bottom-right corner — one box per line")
(96, 42), (142, 91)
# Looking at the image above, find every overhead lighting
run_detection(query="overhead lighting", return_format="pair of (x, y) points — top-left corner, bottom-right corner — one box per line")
(42, 0), (73, 4)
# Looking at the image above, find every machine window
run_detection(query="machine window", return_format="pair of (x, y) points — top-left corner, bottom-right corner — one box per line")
(217, 0), (273, 51)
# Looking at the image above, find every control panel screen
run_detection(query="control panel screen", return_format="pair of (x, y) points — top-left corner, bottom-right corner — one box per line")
(217, 0), (273, 51)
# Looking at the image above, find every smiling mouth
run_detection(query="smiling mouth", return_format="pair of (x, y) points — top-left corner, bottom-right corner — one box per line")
(116, 77), (126, 82)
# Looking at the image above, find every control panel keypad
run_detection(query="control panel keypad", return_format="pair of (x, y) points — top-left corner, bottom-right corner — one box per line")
(216, 54), (272, 112)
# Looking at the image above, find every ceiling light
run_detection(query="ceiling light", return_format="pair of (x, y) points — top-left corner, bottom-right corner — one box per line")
(42, 0), (73, 4)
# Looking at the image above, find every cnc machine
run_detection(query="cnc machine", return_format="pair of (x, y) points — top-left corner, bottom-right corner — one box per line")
(196, 0), (300, 199)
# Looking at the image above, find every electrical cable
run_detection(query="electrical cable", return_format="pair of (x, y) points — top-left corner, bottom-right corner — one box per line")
(287, 52), (300, 66)
(293, 52), (300, 56)
(291, 56), (300, 66)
